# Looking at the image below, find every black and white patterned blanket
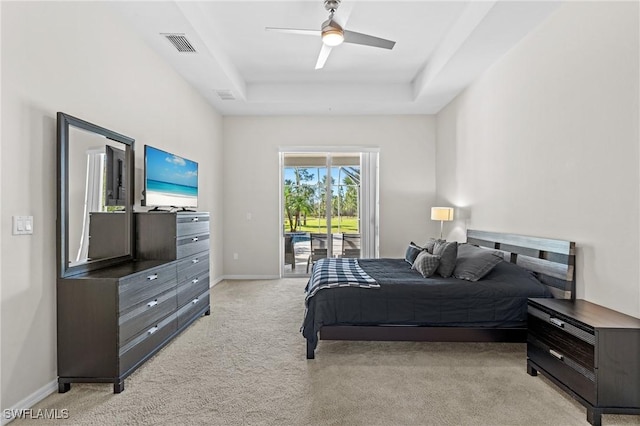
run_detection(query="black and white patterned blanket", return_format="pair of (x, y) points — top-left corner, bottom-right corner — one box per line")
(305, 258), (379, 302)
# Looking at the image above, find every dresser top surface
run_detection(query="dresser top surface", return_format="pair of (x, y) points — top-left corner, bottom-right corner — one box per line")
(529, 298), (640, 329)
(63, 260), (172, 280)
(135, 211), (209, 216)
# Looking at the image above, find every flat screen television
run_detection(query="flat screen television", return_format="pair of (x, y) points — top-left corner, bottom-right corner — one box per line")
(142, 145), (198, 209)
(105, 145), (126, 206)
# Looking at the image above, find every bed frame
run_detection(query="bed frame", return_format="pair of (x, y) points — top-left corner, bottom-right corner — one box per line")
(306, 229), (576, 359)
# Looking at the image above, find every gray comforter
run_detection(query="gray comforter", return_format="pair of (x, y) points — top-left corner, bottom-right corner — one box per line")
(302, 258), (551, 348)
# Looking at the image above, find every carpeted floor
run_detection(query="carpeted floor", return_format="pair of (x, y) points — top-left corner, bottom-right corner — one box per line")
(15, 279), (640, 425)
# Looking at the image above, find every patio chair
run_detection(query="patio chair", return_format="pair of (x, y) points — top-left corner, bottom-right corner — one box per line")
(341, 233), (361, 258)
(284, 234), (295, 270)
(306, 233), (329, 273)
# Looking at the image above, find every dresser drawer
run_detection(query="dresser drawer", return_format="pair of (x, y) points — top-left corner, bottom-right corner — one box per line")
(119, 263), (176, 312)
(177, 273), (210, 307)
(177, 251), (209, 282)
(177, 214), (210, 237)
(119, 288), (177, 346)
(177, 289), (210, 328)
(528, 342), (596, 404)
(176, 233), (209, 259)
(119, 312), (177, 375)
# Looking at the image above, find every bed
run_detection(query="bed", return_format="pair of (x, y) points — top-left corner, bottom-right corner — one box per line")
(302, 230), (576, 359)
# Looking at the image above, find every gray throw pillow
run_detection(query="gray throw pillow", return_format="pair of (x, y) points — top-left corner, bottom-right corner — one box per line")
(412, 251), (441, 278)
(423, 238), (443, 254)
(453, 243), (503, 281)
(433, 240), (458, 278)
(404, 242), (424, 266)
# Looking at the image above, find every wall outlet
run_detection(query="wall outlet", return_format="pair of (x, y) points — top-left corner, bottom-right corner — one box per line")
(233, 253), (239, 260)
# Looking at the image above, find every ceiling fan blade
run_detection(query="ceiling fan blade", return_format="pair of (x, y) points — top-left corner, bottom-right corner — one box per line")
(315, 44), (333, 70)
(343, 30), (395, 50)
(265, 27), (321, 37)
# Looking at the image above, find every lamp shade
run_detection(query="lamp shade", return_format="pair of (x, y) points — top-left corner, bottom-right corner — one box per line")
(431, 207), (454, 221)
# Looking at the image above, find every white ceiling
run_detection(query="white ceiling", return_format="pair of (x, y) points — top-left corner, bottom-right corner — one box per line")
(113, 1), (561, 116)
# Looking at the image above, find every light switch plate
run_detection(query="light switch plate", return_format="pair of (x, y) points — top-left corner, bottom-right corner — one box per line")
(13, 216), (33, 235)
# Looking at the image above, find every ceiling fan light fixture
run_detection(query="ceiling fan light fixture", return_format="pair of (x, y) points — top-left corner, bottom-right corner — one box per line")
(321, 18), (344, 46)
(322, 29), (344, 46)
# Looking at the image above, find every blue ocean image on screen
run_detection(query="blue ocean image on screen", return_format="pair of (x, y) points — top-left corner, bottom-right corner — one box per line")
(146, 179), (198, 197)
(145, 146), (198, 206)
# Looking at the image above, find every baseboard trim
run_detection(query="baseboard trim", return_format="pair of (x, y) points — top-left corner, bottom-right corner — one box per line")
(209, 276), (224, 287)
(2, 379), (58, 425)
(222, 275), (280, 280)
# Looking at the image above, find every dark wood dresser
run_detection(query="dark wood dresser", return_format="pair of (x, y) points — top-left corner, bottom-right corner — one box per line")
(57, 212), (210, 393)
(527, 298), (640, 425)
(136, 211), (211, 330)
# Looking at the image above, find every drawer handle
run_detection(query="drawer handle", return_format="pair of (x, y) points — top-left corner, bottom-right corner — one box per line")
(192, 278), (199, 284)
(147, 300), (158, 308)
(147, 326), (159, 335)
(192, 217), (199, 222)
(192, 258), (199, 264)
(549, 318), (565, 328)
(549, 349), (564, 361)
(191, 298), (199, 305)
(147, 274), (158, 281)
(192, 237), (199, 242)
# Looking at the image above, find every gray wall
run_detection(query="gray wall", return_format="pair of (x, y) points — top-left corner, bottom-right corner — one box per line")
(1, 1), (224, 410)
(436, 1), (640, 317)
(222, 115), (438, 277)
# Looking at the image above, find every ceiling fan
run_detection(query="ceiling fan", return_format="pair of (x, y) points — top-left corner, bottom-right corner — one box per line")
(265, 0), (396, 70)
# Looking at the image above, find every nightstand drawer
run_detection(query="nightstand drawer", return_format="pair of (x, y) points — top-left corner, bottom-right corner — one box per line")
(528, 342), (596, 405)
(528, 315), (595, 372)
(528, 304), (595, 344)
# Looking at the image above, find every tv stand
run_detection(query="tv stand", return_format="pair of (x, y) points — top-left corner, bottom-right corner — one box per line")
(148, 207), (171, 212)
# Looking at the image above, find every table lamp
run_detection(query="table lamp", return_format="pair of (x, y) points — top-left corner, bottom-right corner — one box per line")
(431, 207), (454, 239)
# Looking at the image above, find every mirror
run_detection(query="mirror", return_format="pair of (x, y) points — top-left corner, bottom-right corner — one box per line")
(57, 112), (135, 277)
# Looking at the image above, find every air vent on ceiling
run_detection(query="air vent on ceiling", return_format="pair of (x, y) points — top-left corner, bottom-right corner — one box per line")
(215, 90), (236, 101)
(162, 33), (197, 53)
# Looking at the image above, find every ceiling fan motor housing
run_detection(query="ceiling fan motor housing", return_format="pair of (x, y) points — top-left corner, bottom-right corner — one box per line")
(324, 0), (341, 12)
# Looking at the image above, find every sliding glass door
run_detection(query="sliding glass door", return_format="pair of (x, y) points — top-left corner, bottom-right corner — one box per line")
(280, 150), (378, 276)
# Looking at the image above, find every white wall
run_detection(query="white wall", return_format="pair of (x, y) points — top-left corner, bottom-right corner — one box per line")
(222, 116), (437, 277)
(1, 1), (223, 411)
(436, 2), (640, 317)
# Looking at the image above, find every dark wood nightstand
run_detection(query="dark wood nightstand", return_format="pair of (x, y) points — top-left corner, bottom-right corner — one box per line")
(527, 298), (640, 425)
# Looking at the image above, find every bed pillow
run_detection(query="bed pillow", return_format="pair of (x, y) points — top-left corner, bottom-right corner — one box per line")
(433, 240), (458, 277)
(453, 243), (503, 281)
(404, 242), (424, 266)
(422, 238), (443, 254)
(412, 251), (441, 278)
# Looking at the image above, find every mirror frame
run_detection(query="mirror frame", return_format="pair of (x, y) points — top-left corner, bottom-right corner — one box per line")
(57, 112), (135, 278)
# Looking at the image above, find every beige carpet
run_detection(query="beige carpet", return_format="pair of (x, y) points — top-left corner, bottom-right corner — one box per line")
(15, 279), (640, 425)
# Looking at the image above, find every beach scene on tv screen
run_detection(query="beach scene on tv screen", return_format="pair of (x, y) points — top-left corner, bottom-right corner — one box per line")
(146, 147), (198, 207)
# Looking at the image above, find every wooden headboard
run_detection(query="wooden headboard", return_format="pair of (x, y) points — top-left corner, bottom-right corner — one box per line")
(466, 229), (576, 300)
